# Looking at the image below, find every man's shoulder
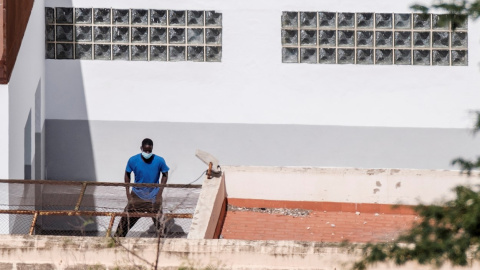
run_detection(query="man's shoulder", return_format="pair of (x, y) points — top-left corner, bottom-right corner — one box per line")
(153, 154), (166, 163)
(128, 154), (141, 163)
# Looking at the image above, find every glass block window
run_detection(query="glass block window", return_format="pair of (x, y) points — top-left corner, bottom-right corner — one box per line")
(281, 12), (468, 66)
(45, 7), (222, 62)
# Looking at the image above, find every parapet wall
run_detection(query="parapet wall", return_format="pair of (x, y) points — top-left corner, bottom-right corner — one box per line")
(188, 166), (476, 240)
(0, 235), (478, 270)
(223, 166), (476, 205)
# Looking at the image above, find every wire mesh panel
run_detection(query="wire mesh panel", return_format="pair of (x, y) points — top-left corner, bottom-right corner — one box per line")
(2, 183), (37, 235)
(108, 215), (192, 238)
(6, 183), (38, 210)
(41, 183), (84, 210)
(0, 214), (9, 234)
(0, 180), (201, 237)
(37, 215), (102, 236)
(80, 185), (127, 212)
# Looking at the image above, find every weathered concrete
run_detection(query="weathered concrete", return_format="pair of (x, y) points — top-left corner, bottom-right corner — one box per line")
(0, 235), (479, 270)
(188, 173), (225, 239)
(223, 166), (477, 205)
(16, 264), (55, 270)
(0, 263), (13, 270)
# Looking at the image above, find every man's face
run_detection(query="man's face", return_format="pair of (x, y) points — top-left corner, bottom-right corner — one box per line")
(141, 144), (153, 153)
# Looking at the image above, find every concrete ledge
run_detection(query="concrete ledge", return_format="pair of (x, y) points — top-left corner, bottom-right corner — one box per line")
(223, 166), (476, 205)
(0, 235), (479, 269)
(188, 173), (226, 239)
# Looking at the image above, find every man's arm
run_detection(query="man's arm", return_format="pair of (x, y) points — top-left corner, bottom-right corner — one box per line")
(158, 171), (168, 198)
(125, 171), (132, 201)
(161, 171), (168, 185)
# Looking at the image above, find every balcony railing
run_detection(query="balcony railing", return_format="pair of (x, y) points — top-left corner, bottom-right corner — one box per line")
(0, 179), (201, 237)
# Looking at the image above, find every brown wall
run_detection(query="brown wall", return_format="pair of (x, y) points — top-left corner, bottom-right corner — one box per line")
(0, 0), (34, 84)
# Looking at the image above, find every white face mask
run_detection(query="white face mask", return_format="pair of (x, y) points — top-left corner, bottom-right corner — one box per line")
(142, 152), (153, 159)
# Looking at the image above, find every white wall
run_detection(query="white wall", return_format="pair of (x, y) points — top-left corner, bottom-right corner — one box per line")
(8, 0), (45, 179)
(3, 0), (46, 234)
(42, 0), (480, 184)
(45, 0), (480, 129)
(0, 85), (9, 233)
(0, 85), (8, 179)
(223, 166), (475, 205)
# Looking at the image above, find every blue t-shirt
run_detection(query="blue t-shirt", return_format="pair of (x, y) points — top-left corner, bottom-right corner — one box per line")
(126, 154), (170, 200)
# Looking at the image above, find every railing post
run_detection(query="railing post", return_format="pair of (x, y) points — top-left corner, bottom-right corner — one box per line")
(74, 182), (88, 211)
(29, 211), (38, 235)
(106, 213), (116, 237)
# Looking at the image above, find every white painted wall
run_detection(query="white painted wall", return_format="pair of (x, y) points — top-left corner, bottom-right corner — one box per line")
(0, 85), (9, 233)
(2, 0), (46, 234)
(8, 0), (45, 179)
(223, 166), (476, 205)
(45, 0), (480, 129)
(0, 85), (8, 180)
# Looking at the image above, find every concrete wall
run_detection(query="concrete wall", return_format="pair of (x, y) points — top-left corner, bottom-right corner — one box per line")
(8, 0), (45, 180)
(0, 85), (8, 179)
(0, 235), (478, 270)
(45, 120), (480, 183)
(0, 85), (9, 233)
(4, 0), (46, 234)
(45, 0), (480, 128)
(223, 166), (476, 205)
(188, 174), (225, 239)
(43, 0), (480, 183)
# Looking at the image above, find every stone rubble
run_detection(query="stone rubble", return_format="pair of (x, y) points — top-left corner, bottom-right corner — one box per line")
(227, 205), (311, 217)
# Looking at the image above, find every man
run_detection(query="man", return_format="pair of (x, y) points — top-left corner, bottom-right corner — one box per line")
(115, 138), (169, 237)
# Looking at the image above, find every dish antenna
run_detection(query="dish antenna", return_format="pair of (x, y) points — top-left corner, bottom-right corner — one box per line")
(195, 149), (221, 179)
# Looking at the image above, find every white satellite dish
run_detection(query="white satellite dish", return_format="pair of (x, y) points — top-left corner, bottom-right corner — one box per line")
(195, 149), (221, 177)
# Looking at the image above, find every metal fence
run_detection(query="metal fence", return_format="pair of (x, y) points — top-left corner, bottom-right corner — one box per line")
(0, 179), (201, 238)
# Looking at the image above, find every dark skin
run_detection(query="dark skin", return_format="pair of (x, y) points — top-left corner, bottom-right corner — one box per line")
(124, 144), (168, 203)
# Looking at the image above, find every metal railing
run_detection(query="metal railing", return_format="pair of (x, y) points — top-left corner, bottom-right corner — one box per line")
(0, 179), (201, 238)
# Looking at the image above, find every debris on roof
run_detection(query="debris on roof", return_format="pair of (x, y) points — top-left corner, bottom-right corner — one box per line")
(228, 205), (311, 217)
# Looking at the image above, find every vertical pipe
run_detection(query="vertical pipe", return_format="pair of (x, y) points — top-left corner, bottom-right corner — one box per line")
(207, 162), (213, 179)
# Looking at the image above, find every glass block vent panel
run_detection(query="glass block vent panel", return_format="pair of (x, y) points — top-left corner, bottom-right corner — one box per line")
(281, 11), (468, 66)
(45, 7), (222, 62)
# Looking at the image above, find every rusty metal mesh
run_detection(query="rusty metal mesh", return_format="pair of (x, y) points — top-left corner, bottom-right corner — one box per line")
(0, 180), (201, 238)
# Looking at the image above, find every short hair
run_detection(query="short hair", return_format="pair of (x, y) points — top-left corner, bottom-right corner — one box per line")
(142, 138), (153, 147)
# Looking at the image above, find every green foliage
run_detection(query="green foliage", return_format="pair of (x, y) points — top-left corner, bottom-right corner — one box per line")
(452, 157), (480, 176)
(178, 258), (225, 270)
(474, 111), (480, 134)
(353, 186), (480, 269)
(350, 9), (480, 260)
(106, 236), (118, 248)
(451, 111), (480, 176)
(178, 264), (219, 270)
(411, 0), (478, 29)
(353, 109), (480, 269)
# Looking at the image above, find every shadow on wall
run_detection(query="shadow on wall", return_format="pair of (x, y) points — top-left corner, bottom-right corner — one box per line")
(9, 109), (33, 234)
(44, 57), (100, 235)
(45, 4), (96, 182)
(10, 78), (44, 234)
(42, 2), (99, 235)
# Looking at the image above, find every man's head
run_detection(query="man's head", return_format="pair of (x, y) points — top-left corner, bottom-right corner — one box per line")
(141, 138), (153, 158)
(142, 138), (153, 149)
